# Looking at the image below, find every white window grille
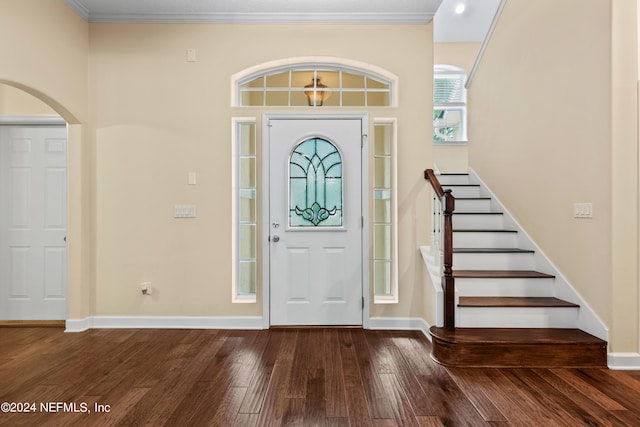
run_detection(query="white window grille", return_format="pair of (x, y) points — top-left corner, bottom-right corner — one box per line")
(434, 65), (467, 142)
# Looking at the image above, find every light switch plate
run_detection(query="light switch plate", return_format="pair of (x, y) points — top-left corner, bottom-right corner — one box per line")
(188, 172), (197, 185)
(574, 203), (593, 218)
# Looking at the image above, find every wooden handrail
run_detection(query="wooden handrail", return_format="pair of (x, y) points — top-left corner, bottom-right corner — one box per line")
(424, 169), (456, 329)
(424, 169), (445, 198)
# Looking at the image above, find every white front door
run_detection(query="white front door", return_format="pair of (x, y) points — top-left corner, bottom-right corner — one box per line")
(0, 125), (68, 320)
(269, 118), (363, 326)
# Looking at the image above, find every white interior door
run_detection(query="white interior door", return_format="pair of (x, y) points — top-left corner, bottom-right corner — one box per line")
(269, 118), (363, 326)
(0, 125), (68, 320)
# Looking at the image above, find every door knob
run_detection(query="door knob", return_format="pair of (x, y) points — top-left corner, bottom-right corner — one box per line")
(272, 235), (280, 242)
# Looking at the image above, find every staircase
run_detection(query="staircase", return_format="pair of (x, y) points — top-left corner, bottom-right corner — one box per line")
(428, 173), (607, 368)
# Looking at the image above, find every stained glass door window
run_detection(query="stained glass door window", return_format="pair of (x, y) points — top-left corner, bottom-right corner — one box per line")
(289, 138), (343, 227)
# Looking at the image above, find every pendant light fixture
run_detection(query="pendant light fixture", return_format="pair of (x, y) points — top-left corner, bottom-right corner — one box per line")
(304, 78), (329, 106)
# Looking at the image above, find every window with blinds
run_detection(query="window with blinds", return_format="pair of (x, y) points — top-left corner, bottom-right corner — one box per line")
(434, 65), (467, 142)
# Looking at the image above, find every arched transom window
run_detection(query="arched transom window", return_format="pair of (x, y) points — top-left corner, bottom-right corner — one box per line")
(234, 60), (395, 107)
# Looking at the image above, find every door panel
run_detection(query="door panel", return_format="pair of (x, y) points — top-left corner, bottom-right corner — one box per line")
(0, 126), (68, 320)
(269, 119), (362, 326)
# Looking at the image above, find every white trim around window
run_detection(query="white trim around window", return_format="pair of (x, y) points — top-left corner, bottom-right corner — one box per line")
(373, 118), (398, 304)
(231, 56), (399, 107)
(232, 117), (258, 303)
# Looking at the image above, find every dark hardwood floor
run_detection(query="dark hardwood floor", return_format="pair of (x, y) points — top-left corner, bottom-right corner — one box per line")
(1, 327), (640, 426)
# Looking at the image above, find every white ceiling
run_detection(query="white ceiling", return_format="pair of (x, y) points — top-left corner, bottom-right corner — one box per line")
(434, 0), (502, 42)
(63, 0), (500, 42)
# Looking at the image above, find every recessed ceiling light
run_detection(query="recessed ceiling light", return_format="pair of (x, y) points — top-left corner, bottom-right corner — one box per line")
(455, 4), (466, 14)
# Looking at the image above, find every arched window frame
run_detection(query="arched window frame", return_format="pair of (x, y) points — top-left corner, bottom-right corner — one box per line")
(434, 64), (467, 143)
(231, 57), (398, 107)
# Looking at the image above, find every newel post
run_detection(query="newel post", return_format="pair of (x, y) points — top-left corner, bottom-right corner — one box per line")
(442, 189), (455, 329)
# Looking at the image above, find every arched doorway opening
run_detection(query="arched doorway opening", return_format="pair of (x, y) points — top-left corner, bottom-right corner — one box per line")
(0, 81), (84, 324)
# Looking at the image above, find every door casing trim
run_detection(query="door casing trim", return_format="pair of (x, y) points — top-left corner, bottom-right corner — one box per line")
(261, 113), (370, 328)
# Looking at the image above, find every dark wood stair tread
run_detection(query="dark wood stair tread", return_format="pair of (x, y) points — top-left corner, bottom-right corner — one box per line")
(453, 229), (517, 233)
(454, 270), (555, 279)
(430, 327), (606, 345)
(458, 297), (579, 308)
(453, 212), (503, 215)
(453, 248), (534, 253)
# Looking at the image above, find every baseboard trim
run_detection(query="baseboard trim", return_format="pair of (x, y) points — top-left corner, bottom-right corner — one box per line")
(65, 316), (265, 332)
(66, 316), (433, 338)
(368, 317), (432, 342)
(607, 352), (640, 370)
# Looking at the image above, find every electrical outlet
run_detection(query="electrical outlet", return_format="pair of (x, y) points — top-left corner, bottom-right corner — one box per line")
(574, 203), (593, 218)
(140, 282), (152, 295)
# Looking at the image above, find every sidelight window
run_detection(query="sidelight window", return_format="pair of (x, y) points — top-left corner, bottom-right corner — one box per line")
(373, 120), (397, 303)
(233, 119), (257, 302)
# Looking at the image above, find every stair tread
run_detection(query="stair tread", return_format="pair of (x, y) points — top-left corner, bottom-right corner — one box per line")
(439, 173), (469, 176)
(455, 197), (491, 200)
(443, 184), (480, 187)
(454, 212), (503, 215)
(430, 327), (606, 345)
(453, 248), (534, 253)
(459, 296), (579, 308)
(454, 270), (555, 279)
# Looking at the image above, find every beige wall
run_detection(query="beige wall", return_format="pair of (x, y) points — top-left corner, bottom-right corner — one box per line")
(432, 144), (468, 173)
(468, 0), (615, 342)
(90, 23), (433, 319)
(611, 0), (639, 353)
(431, 42), (480, 172)
(434, 42), (481, 73)
(0, 0), (92, 321)
(0, 0), (88, 123)
(0, 84), (57, 115)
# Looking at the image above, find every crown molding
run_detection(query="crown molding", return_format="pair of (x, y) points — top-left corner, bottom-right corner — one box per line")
(77, 12), (435, 24)
(62, 0), (438, 24)
(63, 0), (89, 20)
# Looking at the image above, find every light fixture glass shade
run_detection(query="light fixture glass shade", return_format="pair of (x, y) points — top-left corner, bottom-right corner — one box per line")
(304, 78), (329, 106)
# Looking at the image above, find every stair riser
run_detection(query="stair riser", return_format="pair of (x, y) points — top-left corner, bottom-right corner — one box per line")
(457, 307), (579, 328)
(453, 214), (504, 229)
(453, 252), (535, 270)
(453, 232), (517, 248)
(455, 278), (555, 297)
(454, 199), (492, 212)
(437, 175), (472, 185)
(443, 186), (481, 198)
(430, 339), (607, 368)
